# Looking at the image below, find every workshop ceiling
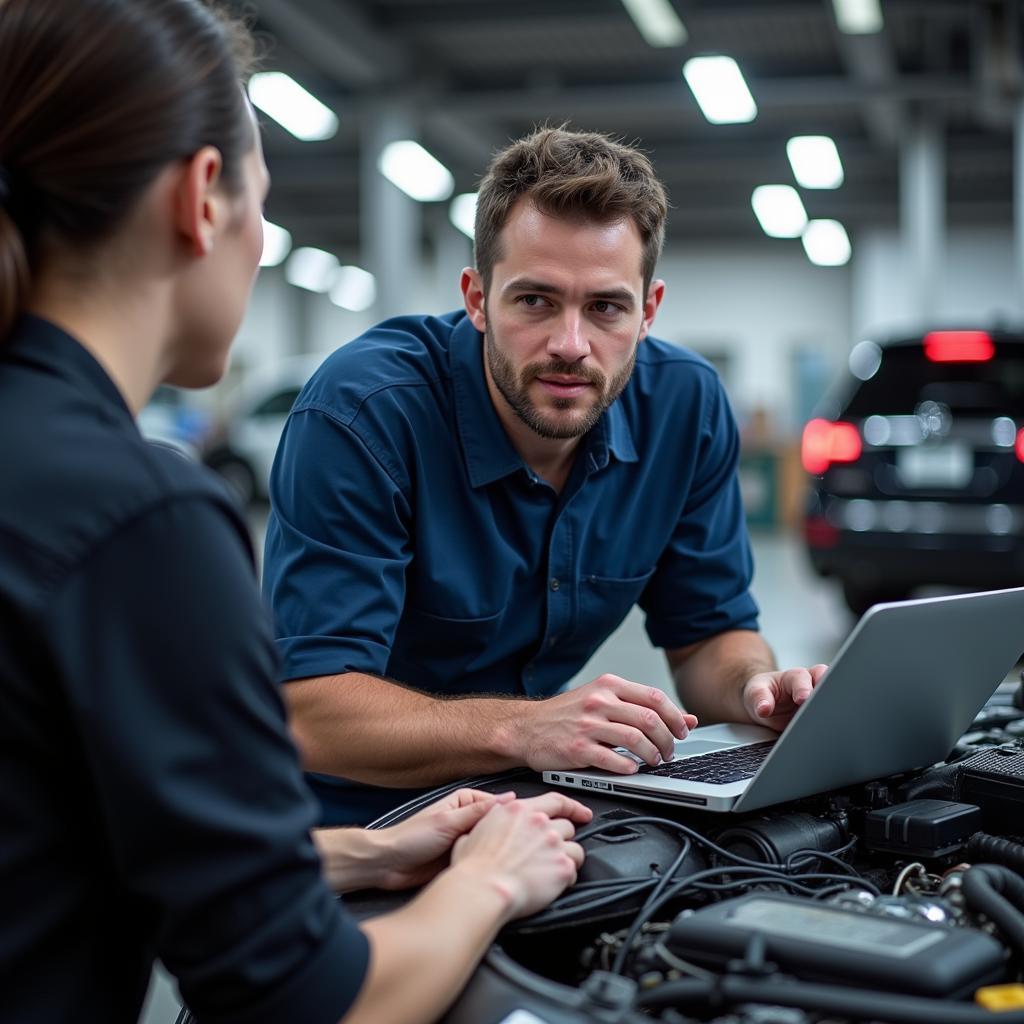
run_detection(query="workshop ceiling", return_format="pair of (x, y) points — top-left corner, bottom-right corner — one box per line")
(229, 0), (1024, 257)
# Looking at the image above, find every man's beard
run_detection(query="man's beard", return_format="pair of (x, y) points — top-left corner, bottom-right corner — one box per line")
(485, 324), (638, 440)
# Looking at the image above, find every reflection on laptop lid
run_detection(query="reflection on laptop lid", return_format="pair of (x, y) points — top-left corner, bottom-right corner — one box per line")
(543, 586), (1024, 813)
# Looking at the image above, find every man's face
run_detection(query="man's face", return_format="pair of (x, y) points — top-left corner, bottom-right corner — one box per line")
(468, 201), (662, 441)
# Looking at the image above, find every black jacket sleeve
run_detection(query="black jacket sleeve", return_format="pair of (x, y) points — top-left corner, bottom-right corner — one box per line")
(46, 495), (369, 1024)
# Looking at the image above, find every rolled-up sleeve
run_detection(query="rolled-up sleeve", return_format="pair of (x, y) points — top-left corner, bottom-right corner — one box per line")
(640, 377), (760, 649)
(264, 406), (413, 683)
(47, 496), (369, 1024)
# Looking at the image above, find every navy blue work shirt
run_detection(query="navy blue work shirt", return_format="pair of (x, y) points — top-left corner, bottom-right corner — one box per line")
(264, 310), (759, 825)
(0, 317), (368, 1024)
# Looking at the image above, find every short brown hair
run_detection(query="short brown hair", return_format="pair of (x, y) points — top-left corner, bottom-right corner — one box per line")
(474, 126), (668, 293)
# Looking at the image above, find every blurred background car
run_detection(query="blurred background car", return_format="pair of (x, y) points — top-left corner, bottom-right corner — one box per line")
(137, 385), (212, 461)
(202, 356), (321, 506)
(802, 328), (1024, 615)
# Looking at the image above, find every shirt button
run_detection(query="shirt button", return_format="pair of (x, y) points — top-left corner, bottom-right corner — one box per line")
(550, 577), (560, 592)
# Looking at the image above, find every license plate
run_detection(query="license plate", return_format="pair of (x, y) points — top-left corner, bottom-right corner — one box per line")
(897, 444), (972, 488)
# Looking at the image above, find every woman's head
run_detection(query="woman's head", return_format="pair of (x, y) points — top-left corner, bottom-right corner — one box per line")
(0, 0), (262, 381)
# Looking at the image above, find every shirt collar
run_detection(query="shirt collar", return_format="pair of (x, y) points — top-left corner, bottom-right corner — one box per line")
(6, 314), (136, 426)
(449, 311), (639, 488)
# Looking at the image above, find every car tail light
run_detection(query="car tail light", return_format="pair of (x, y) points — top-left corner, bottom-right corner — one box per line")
(1016, 428), (1024, 463)
(923, 330), (994, 363)
(803, 516), (839, 548)
(801, 418), (862, 474)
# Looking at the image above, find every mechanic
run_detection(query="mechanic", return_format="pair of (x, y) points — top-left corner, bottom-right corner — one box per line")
(0, 4), (590, 1023)
(264, 126), (828, 827)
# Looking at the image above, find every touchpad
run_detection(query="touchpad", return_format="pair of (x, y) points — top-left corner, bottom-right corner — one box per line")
(673, 739), (737, 757)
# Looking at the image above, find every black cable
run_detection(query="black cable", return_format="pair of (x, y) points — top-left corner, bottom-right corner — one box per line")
(636, 973), (1024, 1024)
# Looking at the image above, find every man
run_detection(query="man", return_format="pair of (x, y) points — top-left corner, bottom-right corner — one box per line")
(264, 127), (827, 825)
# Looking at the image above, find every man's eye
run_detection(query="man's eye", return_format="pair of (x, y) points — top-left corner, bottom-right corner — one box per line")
(593, 301), (621, 315)
(521, 295), (548, 308)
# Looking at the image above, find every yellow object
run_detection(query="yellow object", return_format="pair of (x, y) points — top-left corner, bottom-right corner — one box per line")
(976, 985), (1024, 1011)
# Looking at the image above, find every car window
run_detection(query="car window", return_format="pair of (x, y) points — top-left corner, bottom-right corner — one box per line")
(843, 344), (1024, 417)
(251, 387), (301, 418)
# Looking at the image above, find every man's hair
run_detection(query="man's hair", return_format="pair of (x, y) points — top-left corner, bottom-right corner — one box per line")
(474, 125), (669, 293)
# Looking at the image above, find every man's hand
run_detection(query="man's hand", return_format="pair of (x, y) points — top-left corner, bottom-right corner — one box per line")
(516, 673), (698, 774)
(372, 788), (516, 890)
(741, 664), (828, 732)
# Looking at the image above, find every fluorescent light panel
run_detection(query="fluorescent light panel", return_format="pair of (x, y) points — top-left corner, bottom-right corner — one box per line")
(831, 0), (883, 34)
(378, 140), (454, 202)
(751, 185), (807, 238)
(285, 247), (338, 293)
(449, 193), (477, 239)
(802, 219), (852, 266)
(621, 0), (687, 47)
(787, 136), (844, 189)
(330, 266), (376, 312)
(682, 56), (757, 124)
(259, 219), (292, 267)
(248, 72), (338, 142)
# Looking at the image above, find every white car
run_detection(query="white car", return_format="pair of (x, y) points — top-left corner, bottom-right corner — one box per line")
(203, 356), (321, 505)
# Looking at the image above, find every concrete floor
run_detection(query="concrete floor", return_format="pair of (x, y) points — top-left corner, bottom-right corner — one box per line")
(141, 528), (846, 1023)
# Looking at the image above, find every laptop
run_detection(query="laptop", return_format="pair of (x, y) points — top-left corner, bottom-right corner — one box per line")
(543, 586), (1024, 812)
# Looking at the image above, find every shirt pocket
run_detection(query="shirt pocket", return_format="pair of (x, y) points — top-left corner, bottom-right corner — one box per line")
(390, 604), (506, 690)
(574, 567), (657, 656)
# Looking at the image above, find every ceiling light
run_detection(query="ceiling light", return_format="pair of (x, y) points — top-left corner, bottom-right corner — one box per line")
(378, 140), (454, 202)
(259, 219), (292, 267)
(786, 135), (844, 189)
(682, 56), (757, 125)
(831, 0), (883, 34)
(751, 185), (807, 238)
(449, 193), (477, 238)
(248, 72), (338, 142)
(330, 266), (376, 312)
(802, 219), (852, 266)
(621, 0), (687, 48)
(285, 247), (338, 293)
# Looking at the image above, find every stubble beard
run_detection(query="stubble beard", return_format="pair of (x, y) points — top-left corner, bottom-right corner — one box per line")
(484, 323), (638, 441)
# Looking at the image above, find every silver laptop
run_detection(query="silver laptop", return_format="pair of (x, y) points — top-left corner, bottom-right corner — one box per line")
(543, 586), (1024, 813)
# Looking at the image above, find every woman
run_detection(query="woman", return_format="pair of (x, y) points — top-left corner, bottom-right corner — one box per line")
(0, 2), (589, 1022)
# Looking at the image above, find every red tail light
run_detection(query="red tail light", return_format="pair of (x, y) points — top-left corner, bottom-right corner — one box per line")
(801, 418), (862, 475)
(1016, 428), (1024, 463)
(923, 330), (994, 363)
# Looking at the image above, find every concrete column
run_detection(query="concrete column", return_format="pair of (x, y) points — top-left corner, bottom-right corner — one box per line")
(432, 216), (473, 314)
(361, 101), (420, 321)
(1015, 99), (1024, 314)
(899, 113), (945, 324)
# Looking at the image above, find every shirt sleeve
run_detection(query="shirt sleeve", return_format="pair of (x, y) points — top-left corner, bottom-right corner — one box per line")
(263, 406), (413, 682)
(45, 495), (369, 1024)
(639, 375), (760, 650)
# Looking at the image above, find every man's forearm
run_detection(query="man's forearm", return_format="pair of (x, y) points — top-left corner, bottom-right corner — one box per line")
(286, 672), (532, 786)
(668, 629), (776, 724)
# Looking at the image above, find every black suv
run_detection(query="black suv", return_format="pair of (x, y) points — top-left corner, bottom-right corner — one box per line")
(803, 329), (1024, 615)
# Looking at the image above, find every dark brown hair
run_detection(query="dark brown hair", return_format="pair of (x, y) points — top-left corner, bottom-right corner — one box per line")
(474, 125), (669, 293)
(0, 0), (256, 338)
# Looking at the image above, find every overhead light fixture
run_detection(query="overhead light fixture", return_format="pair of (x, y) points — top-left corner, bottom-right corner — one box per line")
(378, 140), (454, 202)
(330, 266), (376, 312)
(621, 0), (687, 48)
(248, 71), (338, 142)
(802, 219), (852, 266)
(285, 247), (338, 293)
(682, 56), (757, 124)
(449, 193), (477, 239)
(259, 219), (292, 267)
(787, 136), (844, 189)
(831, 0), (883, 35)
(751, 185), (807, 238)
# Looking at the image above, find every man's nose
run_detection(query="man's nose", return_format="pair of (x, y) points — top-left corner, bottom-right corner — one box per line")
(548, 311), (591, 362)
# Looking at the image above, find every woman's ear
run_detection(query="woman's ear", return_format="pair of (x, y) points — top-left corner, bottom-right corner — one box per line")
(173, 146), (225, 258)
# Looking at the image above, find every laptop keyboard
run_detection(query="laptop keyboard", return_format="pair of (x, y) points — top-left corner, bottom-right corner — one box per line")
(638, 740), (776, 784)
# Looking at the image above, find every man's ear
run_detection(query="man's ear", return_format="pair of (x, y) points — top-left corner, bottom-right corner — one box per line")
(460, 267), (487, 332)
(173, 146), (225, 258)
(638, 278), (666, 342)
